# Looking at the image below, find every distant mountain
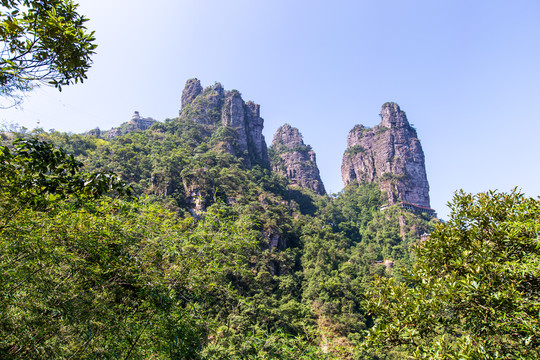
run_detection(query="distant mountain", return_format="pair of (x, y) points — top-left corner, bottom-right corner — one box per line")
(87, 111), (157, 138)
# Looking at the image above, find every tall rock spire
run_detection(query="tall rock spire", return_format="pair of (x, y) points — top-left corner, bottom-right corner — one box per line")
(179, 79), (269, 168)
(341, 102), (432, 209)
(180, 78), (203, 110)
(271, 124), (326, 195)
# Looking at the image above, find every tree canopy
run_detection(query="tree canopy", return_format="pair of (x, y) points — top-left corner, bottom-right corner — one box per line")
(0, 137), (130, 213)
(0, 0), (96, 107)
(9, 117), (536, 358)
(0, 128), (436, 358)
(363, 189), (540, 359)
(0, 137), (262, 359)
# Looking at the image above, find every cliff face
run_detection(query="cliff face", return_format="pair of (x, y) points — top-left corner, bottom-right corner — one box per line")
(180, 78), (269, 168)
(341, 102), (431, 208)
(271, 124), (326, 195)
(181, 78), (203, 110)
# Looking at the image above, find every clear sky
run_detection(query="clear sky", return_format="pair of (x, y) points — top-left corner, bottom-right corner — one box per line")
(2, 0), (540, 219)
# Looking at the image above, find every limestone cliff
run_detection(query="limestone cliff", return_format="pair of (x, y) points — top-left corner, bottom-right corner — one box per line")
(180, 78), (269, 168)
(341, 102), (431, 210)
(271, 124), (325, 195)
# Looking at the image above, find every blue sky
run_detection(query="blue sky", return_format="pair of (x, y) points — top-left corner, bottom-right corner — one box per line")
(2, 0), (540, 219)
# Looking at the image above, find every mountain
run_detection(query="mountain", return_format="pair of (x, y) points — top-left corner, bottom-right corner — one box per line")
(341, 102), (435, 216)
(11, 78), (531, 360)
(180, 78), (269, 169)
(1, 80), (439, 359)
(87, 111), (157, 138)
(270, 124), (326, 195)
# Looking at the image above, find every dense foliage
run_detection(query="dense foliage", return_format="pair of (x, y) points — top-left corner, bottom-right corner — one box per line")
(364, 189), (540, 359)
(1, 114), (437, 358)
(0, 137), (130, 208)
(2, 3), (535, 357)
(1, 138), (306, 359)
(0, 0), (96, 107)
(4, 118), (536, 359)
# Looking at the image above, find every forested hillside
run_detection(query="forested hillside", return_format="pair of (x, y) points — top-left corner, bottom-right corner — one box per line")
(0, 79), (437, 358)
(2, 0), (539, 357)
(1, 80), (538, 359)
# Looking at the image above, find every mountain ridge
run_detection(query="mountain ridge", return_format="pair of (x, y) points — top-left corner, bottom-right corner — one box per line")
(81, 79), (435, 216)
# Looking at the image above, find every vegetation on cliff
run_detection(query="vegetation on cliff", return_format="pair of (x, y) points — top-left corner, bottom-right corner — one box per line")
(1, 119), (438, 358)
(2, 2), (537, 358)
(1, 101), (536, 359)
(3, 94), (537, 359)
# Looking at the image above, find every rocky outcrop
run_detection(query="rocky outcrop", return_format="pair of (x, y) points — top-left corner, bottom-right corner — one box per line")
(221, 90), (249, 155)
(180, 78), (269, 168)
(105, 111), (156, 139)
(181, 78), (203, 110)
(181, 82), (224, 126)
(341, 102), (431, 208)
(245, 101), (268, 166)
(271, 124), (325, 195)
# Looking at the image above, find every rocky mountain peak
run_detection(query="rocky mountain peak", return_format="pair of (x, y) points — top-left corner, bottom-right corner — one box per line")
(272, 124), (304, 148)
(181, 78), (203, 110)
(179, 79), (269, 168)
(342, 103), (433, 212)
(380, 102), (409, 128)
(271, 124), (325, 195)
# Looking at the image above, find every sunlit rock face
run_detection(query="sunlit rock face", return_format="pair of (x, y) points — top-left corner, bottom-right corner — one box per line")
(341, 102), (431, 208)
(180, 78), (203, 110)
(180, 78), (269, 168)
(271, 124), (326, 195)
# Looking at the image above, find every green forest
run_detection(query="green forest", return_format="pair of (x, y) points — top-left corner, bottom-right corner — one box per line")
(1, 1), (539, 359)
(1, 115), (539, 359)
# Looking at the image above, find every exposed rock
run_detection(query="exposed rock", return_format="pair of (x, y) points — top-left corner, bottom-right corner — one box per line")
(182, 168), (213, 216)
(107, 128), (122, 138)
(180, 78), (203, 110)
(245, 101), (269, 167)
(221, 90), (249, 156)
(341, 102), (431, 209)
(179, 79), (269, 168)
(105, 111), (157, 139)
(271, 124), (326, 195)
